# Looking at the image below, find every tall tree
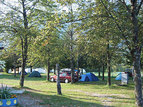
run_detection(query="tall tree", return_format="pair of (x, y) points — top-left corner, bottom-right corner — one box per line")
(57, 0), (79, 83)
(99, 0), (143, 106)
(0, 0), (40, 87)
(77, 0), (122, 85)
(29, 22), (62, 81)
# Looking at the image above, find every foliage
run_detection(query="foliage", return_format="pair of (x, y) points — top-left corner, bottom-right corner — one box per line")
(0, 49), (20, 73)
(0, 85), (17, 99)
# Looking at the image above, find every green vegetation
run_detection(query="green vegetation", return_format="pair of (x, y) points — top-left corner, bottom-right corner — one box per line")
(0, 73), (139, 107)
(0, 0), (143, 106)
(0, 85), (12, 99)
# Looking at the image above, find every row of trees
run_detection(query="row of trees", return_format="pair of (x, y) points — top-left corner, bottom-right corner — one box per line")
(0, 0), (143, 106)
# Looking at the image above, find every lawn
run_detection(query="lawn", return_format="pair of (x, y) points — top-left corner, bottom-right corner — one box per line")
(0, 72), (140, 107)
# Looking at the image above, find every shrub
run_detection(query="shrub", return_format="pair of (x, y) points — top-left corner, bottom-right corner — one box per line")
(0, 85), (17, 99)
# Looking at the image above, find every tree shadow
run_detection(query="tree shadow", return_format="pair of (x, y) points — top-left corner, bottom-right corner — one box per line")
(17, 90), (105, 107)
(0, 73), (47, 81)
(74, 82), (134, 91)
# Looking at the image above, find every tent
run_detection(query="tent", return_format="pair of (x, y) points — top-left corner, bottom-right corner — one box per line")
(79, 75), (90, 82)
(28, 71), (41, 77)
(19, 71), (27, 75)
(115, 72), (129, 81)
(115, 72), (122, 80)
(79, 73), (99, 82)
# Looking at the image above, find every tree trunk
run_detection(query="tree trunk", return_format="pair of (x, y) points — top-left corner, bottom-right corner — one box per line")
(76, 54), (80, 81)
(102, 65), (104, 81)
(133, 50), (143, 106)
(20, 57), (26, 87)
(56, 64), (62, 95)
(70, 30), (74, 84)
(46, 60), (50, 81)
(98, 67), (101, 77)
(18, 67), (19, 74)
(71, 59), (74, 84)
(14, 66), (16, 77)
(20, 0), (28, 88)
(54, 66), (56, 75)
(130, 2), (143, 106)
(107, 43), (111, 86)
(30, 66), (32, 73)
(69, 4), (75, 84)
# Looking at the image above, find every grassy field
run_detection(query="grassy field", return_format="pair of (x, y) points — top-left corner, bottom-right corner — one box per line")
(0, 72), (141, 107)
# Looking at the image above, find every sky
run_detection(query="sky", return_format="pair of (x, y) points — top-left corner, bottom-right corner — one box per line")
(0, 0), (19, 14)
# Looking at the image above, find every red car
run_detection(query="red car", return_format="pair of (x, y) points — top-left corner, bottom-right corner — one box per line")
(50, 72), (78, 83)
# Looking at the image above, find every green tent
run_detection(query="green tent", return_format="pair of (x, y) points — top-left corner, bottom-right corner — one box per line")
(28, 71), (41, 77)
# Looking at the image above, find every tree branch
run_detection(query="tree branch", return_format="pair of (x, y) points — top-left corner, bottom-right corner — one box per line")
(137, 0), (143, 15)
(118, 0), (131, 14)
(100, 0), (132, 52)
(1, 1), (23, 14)
(138, 20), (143, 29)
(60, 14), (110, 25)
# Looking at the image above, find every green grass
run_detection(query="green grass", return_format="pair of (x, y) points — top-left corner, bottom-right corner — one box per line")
(0, 72), (140, 107)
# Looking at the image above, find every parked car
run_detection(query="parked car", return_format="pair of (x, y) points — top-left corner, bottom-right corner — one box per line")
(50, 71), (79, 83)
(61, 68), (86, 75)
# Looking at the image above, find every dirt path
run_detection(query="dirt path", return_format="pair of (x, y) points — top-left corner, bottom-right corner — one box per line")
(17, 94), (49, 107)
(68, 89), (130, 107)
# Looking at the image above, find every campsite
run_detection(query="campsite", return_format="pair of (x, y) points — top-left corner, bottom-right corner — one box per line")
(0, 72), (138, 107)
(0, 0), (143, 107)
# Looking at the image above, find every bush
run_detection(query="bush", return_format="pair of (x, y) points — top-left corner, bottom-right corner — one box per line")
(0, 85), (17, 99)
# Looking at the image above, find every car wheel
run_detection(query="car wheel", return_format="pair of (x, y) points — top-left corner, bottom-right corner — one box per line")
(51, 78), (55, 82)
(65, 79), (69, 83)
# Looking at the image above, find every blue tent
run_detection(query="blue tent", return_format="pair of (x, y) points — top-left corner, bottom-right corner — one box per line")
(19, 71), (27, 75)
(79, 73), (99, 82)
(115, 72), (129, 80)
(79, 74), (90, 82)
(28, 71), (41, 77)
(115, 72), (122, 80)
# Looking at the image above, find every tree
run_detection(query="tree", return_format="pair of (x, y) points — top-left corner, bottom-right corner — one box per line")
(76, 0), (122, 85)
(29, 22), (63, 81)
(99, 0), (143, 106)
(56, 64), (62, 95)
(57, 0), (80, 83)
(0, 0), (40, 87)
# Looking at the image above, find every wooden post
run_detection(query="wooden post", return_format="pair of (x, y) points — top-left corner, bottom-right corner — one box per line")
(56, 64), (62, 95)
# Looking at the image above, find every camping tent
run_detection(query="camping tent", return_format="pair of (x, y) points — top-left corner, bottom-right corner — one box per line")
(115, 72), (128, 81)
(79, 74), (90, 82)
(79, 73), (99, 82)
(19, 71), (27, 75)
(115, 72), (122, 80)
(28, 71), (41, 77)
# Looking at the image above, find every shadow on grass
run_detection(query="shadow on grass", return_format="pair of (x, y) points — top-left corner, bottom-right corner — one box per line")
(21, 86), (56, 94)
(0, 73), (47, 81)
(22, 90), (105, 107)
(18, 87), (135, 107)
(74, 78), (134, 90)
